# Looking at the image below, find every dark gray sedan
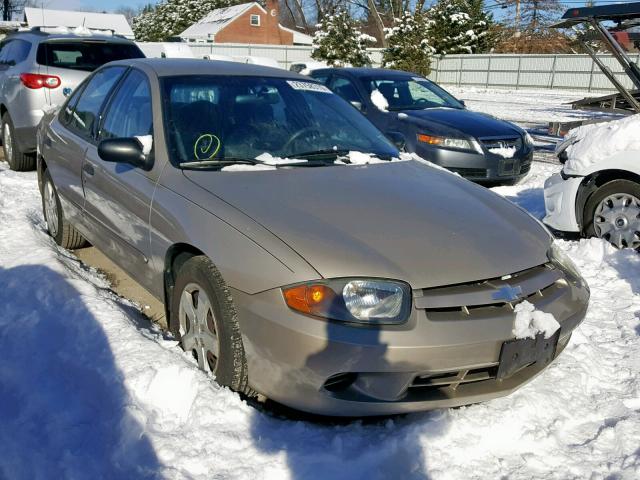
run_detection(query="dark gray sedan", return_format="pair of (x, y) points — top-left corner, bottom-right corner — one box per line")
(310, 68), (534, 184)
(37, 59), (588, 416)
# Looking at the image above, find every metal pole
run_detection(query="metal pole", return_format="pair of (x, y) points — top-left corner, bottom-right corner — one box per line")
(485, 55), (492, 89)
(550, 55), (557, 89)
(587, 55), (596, 93)
(458, 56), (463, 87)
(515, 55), (522, 90)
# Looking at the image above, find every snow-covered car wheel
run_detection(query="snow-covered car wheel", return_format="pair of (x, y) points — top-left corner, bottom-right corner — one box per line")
(584, 179), (640, 250)
(2, 113), (35, 171)
(170, 256), (253, 395)
(41, 169), (87, 249)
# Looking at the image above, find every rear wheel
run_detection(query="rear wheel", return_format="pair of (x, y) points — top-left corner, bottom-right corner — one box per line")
(2, 113), (35, 171)
(42, 169), (87, 249)
(170, 256), (253, 394)
(584, 179), (640, 250)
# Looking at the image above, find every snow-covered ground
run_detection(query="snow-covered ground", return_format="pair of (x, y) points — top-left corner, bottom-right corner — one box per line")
(448, 86), (621, 126)
(1, 157), (638, 479)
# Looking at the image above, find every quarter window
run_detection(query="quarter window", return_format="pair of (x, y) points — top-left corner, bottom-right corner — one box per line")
(99, 70), (153, 141)
(66, 66), (126, 140)
(250, 14), (260, 26)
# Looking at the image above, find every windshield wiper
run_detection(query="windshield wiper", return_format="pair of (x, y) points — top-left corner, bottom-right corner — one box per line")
(288, 148), (350, 159)
(178, 156), (314, 170)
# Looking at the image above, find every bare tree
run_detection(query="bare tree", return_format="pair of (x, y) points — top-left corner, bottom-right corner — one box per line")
(2, 0), (27, 21)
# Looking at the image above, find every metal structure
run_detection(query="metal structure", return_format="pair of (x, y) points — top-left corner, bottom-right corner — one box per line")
(553, 2), (640, 113)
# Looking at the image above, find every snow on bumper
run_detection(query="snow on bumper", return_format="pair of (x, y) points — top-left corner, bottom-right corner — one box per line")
(543, 172), (582, 233)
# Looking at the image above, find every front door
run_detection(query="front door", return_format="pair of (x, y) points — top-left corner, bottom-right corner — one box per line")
(81, 69), (157, 290)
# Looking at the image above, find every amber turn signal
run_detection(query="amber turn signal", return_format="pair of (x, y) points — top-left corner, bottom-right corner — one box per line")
(417, 133), (442, 145)
(283, 284), (336, 314)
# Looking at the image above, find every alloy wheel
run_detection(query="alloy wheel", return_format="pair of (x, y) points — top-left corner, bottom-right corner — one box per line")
(593, 193), (640, 249)
(3, 123), (12, 161)
(44, 181), (59, 238)
(178, 282), (220, 373)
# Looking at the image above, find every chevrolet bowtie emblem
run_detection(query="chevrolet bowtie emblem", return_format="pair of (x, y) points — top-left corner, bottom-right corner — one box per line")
(492, 285), (523, 302)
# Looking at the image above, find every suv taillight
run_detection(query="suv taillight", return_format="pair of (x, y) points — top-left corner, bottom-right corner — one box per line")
(20, 73), (61, 89)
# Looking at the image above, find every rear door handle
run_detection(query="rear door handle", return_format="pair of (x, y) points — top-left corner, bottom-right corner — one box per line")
(82, 163), (95, 177)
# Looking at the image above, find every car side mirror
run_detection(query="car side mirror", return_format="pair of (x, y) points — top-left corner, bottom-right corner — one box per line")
(98, 138), (152, 171)
(386, 131), (406, 151)
(459, 100), (466, 108)
(350, 100), (363, 111)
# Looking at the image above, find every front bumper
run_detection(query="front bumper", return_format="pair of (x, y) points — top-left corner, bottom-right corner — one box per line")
(233, 268), (589, 416)
(543, 172), (583, 233)
(414, 143), (533, 182)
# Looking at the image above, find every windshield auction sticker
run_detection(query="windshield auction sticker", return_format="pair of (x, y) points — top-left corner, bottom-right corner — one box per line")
(287, 80), (332, 93)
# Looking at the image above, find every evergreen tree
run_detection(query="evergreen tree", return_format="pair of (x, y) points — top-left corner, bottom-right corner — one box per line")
(427, 0), (494, 55)
(133, 0), (234, 41)
(382, 11), (434, 76)
(311, 8), (375, 67)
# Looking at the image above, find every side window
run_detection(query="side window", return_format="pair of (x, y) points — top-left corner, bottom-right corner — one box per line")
(59, 82), (86, 125)
(67, 66), (126, 140)
(310, 73), (330, 85)
(9, 40), (31, 64)
(329, 76), (362, 104)
(0, 41), (15, 66)
(99, 70), (152, 142)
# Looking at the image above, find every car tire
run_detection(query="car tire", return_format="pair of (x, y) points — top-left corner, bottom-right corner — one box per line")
(583, 179), (640, 250)
(170, 255), (254, 395)
(41, 168), (87, 249)
(2, 113), (35, 171)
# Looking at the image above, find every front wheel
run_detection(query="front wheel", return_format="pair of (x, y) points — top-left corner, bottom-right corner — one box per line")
(584, 179), (640, 250)
(170, 256), (252, 394)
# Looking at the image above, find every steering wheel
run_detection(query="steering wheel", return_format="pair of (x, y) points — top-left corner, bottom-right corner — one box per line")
(282, 127), (324, 153)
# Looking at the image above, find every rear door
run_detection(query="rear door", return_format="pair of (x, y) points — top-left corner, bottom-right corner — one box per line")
(81, 68), (156, 287)
(36, 39), (144, 107)
(43, 66), (127, 223)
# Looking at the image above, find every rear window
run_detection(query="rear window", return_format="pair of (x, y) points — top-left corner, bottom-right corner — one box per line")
(36, 41), (144, 72)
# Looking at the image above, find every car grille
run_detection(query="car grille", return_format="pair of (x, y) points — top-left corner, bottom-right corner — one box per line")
(480, 136), (523, 152)
(448, 167), (487, 178)
(410, 366), (499, 391)
(414, 264), (566, 321)
(520, 161), (531, 175)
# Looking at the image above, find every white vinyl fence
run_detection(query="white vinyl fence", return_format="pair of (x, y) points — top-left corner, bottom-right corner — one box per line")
(182, 43), (638, 93)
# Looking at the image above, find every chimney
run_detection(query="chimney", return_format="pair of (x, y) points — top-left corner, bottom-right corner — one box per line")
(265, 0), (283, 43)
(265, 0), (279, 19)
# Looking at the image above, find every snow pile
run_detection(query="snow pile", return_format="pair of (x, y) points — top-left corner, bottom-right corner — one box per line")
(512, 301), (561, 339)
(221, 163), (276, 172)
(1, 161), (639, 479)
(488, 146), (516, 158)
(255, 152), (307, 166)
(560, 114), (640, 172)
(345, 151), (387, 165)
(370, 89), (389, 112)
(135, 135), (153, 155)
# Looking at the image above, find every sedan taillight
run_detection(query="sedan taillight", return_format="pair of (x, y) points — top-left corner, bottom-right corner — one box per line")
(20, 73), (61, 89)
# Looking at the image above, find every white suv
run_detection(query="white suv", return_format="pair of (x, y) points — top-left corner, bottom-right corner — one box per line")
(0, 29), (144, 170)
(543, 114), (640, 250)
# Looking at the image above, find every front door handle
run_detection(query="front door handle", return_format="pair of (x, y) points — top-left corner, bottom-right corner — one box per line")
(83, 163), (95, 177)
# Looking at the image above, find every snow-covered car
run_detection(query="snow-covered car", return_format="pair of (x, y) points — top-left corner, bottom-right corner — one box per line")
(543, 114), (640, 249)
(310, 68), (534, 184)
(289, 61), (328, 75)
(37, 58), (589, 416)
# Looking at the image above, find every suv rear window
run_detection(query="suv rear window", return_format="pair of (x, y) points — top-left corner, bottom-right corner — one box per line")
(36, 41), (144, 72)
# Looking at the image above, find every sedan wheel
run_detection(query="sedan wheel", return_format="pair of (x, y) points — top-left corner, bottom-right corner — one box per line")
(178, 283), (221, 373)
(593, 193), (640, 249)
(3, 122), (13, 162)
(44, 180), (59, 238)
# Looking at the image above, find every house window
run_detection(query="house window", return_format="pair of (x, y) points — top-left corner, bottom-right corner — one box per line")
(250, 14), (260, 26)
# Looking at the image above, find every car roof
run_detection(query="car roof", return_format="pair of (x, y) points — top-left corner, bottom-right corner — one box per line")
(311, 67), (418, 78)
(5, 30), (135, 44)
(111, 58), (313, 79)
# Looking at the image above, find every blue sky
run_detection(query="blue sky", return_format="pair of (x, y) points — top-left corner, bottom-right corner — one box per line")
(36, 0), (622, 14)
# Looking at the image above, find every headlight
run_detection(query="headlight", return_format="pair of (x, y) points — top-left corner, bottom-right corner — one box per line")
(282, 278), (411, 325)
(417, 133), (482, 153)
(547, 242), (585, 287)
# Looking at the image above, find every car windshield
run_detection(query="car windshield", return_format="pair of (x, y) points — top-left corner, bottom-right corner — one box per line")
(162, 75), (398, 166)
(37, 41), (144, 72)
(363, 76), (463, 111)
